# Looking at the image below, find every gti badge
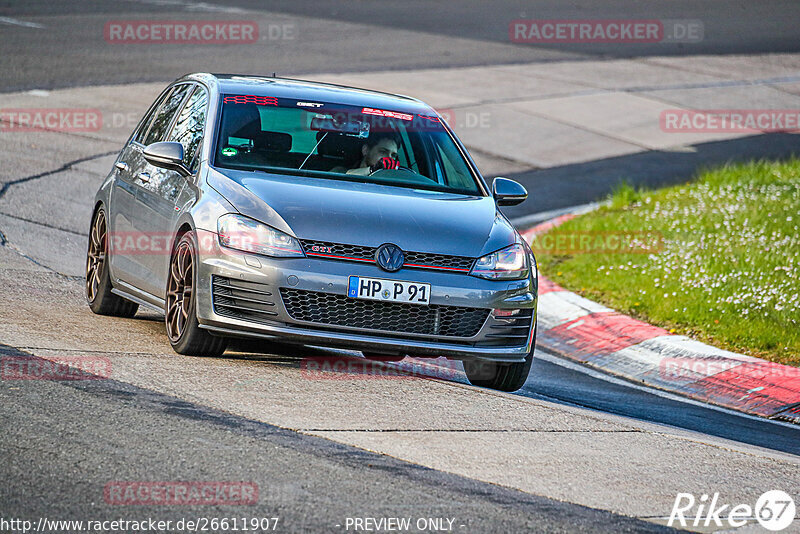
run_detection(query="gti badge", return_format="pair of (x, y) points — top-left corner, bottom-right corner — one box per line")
(375, 243), (404, 272)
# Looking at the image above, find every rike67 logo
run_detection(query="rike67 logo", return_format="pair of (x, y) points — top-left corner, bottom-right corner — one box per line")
(669, 491), (795, 531)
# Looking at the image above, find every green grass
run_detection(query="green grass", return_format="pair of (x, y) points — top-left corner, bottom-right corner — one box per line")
(534, 159), (800, 365)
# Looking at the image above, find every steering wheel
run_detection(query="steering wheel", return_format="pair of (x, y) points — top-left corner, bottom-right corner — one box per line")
(368, 164), (413, 176)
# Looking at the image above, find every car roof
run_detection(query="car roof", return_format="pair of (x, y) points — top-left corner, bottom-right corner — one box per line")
(181, 73), (434, 114)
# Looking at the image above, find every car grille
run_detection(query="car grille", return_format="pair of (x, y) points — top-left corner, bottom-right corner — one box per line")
(299, 240), (475, 272)
(474, 308), (535, 347)
(212, 276), (278, 325)
(280, 288), (489, 338)
(403, 251), (475, 270)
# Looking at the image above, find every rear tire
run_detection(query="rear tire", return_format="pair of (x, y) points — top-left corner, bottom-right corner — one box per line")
(166, 231), (227, 357)
(86, 207), (139, 318)
(463, 326), (536, 392)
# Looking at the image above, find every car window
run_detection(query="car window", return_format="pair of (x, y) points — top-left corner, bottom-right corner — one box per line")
(436, 141), (474, 191)
(143, 84), (192, 146)
(134, 89), (171, 145)
(167, 85), (208, 171)
(214, 95), (482, 196)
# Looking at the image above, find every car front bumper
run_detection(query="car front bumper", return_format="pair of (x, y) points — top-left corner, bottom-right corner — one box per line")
(193, 229), (537, 363)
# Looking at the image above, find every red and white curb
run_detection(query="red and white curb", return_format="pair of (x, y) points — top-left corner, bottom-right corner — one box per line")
(521, 214), (800, 423)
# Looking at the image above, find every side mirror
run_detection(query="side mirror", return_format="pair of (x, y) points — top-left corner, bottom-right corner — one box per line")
(143, 142), (191, 177)
(492, 177), (527, 206)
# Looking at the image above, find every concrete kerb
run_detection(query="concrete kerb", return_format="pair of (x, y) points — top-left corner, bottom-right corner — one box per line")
(516, 210), (800, 424)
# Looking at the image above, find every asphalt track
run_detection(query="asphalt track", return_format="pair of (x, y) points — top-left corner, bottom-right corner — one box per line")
(2, 0), (800, 92)
(2, 1), (800, 532)
(0, 346), (673, 533)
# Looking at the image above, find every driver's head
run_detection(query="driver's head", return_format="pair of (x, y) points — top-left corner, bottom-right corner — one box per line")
(360, 132), (400, 167)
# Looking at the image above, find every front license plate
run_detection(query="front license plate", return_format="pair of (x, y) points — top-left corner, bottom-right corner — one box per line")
(348, 276), (431, 305)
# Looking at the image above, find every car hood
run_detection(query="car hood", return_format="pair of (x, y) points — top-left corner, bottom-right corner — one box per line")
(207, 168), (518, 257)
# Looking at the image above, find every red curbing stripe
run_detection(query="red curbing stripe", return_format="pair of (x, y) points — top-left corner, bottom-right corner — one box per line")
(686, 361), (800, 417)
(520, 229), (536, 243)
(774, 404), (800, 424)
(537, 275), (566, 295)
(522, 213), (578, 241)
(540, 311), (670, 361)
(523, 210), (800, 421)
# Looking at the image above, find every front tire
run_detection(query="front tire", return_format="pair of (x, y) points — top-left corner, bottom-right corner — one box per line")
(463, 326), (536, 392)
(86, 207), (139, 317)
(165, 232), (227, 356)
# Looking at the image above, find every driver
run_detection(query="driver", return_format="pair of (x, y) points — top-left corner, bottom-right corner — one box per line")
(345, 132), (401, 175)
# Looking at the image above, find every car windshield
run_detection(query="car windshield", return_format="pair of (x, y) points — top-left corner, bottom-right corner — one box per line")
(213, 94), (482, 195)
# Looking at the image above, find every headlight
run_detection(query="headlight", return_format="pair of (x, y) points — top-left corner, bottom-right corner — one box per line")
(470, 243), (529, 280)
(217, 214), (304, 258)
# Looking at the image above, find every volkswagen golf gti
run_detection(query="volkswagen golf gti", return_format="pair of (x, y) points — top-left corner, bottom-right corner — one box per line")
(86, 73), (538, 391)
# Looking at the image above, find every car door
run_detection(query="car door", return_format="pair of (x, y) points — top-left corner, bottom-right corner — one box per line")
(139, 84), (209, 299)
(112, 83), (194, 296)
(108, 86), (173, 287)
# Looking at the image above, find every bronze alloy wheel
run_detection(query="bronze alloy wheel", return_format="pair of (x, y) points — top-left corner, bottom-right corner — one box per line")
(85, 207), (138, 317)
(86, 208), (107, 303)
(166, 238), (194, 342)
(163, 232), (227, 356)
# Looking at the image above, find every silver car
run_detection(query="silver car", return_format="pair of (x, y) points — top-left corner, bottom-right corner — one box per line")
(86, 73), (538, 391)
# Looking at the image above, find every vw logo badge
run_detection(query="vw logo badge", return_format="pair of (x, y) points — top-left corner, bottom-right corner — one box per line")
(375, 243), (405, 272)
